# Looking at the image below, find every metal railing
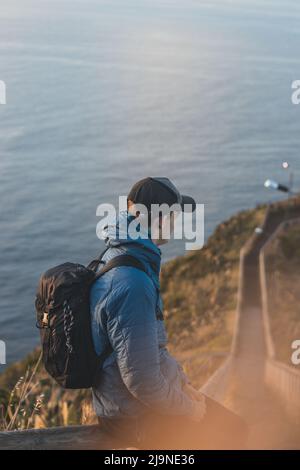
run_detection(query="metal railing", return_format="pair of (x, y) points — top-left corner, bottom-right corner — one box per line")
(259, 218), (300, 423)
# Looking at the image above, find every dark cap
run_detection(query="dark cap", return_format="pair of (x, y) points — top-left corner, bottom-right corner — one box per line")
(127, 177), (196, 212)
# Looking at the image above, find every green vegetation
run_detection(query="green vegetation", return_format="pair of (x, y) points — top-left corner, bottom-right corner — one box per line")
(0, 205), (266, 430)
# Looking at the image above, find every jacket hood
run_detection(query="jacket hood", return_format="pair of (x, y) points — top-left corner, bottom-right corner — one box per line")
(101, 211), (161, 287)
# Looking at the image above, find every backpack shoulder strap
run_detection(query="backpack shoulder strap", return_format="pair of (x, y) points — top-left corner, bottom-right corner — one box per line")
(95, 254), (163, 320)
(87, 247), (109, 272)
(95, 254), (148, 280)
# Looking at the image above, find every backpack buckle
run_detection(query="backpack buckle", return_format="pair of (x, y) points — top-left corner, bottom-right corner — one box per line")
(36, 312), (50, 329)
(42, 312), (49, 327)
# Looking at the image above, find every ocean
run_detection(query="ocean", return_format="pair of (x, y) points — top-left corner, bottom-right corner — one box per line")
(1, 0), (300, 367)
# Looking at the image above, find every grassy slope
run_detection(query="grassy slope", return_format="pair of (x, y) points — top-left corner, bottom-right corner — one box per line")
(0, 205), (265, 429)
(265, 224), (300, 365)
(163, 205), (265, 386)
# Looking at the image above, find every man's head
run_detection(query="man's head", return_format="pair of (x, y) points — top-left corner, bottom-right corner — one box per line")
(127, 177), (196, 246)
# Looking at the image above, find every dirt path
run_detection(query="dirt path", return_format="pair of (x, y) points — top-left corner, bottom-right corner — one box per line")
(224, 308), (293, 449)
(222, 255), (299, 449)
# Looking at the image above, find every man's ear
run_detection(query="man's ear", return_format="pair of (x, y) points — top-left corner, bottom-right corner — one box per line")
(127, 199), (134, 214)
(128, 200), (141, 218)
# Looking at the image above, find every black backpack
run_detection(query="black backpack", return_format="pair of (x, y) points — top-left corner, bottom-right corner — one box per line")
(35, 251), (148, 389)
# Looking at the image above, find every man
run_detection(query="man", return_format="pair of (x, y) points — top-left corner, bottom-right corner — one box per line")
(90, 177), (241, 449)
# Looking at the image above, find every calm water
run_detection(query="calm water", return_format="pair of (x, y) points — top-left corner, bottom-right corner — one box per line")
(1, 0), (300, 367)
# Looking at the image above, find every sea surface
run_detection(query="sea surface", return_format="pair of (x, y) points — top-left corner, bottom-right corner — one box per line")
(1, 0), (300, 366)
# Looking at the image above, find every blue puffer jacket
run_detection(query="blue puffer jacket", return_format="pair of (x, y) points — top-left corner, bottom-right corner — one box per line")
(90, 211), (195, 419)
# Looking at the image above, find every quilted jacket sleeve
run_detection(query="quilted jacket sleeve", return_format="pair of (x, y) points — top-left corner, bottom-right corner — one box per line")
(105, 270), (196, 416)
